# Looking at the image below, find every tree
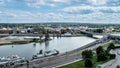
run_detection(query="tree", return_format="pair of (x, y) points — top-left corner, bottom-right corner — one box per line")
(116, 65), (120, 68)
(45, 33), (49, 41)
(104, 50), (110, 56)
(16, 30), (20, 34)
(96, 46), (104, 55)
(97, 52), (107, 61)
(84, 58), (93, 68)
(109, 54), (116, 59)
(94, 29), (103, 33)
(107, 42), (115, 51)
(27, 29), (30, 33)
(82, 50), (93, 59)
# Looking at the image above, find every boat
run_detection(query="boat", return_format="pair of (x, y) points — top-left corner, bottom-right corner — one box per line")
(32, 50), (44, 59)
(32, 49), (59, 59)
(0, 55), (25, 65)
(44, 49), (59, 56)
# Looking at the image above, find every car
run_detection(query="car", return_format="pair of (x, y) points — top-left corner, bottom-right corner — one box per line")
(117, 50), (120, 55)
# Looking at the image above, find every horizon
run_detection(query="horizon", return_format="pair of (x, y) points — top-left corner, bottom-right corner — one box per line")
(0, 22), (120, 25)
(0, 0), (120, 23)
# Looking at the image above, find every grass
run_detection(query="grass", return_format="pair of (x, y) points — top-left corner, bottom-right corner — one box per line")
(0, 38), (52, 46)
(0, 42), (12, 46)
(92, 40), (114, 51)
(59, 56), (110, 68)
(11, 40), (30, 44)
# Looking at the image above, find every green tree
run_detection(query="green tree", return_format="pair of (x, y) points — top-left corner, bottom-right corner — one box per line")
(107, 42), (115, 51)
(96, 46), (104, 55)
(82, 50), (93, 59)
(84, 58), (93, 68)
(109, 54), (116, 59)
(116, 65), (120, 68)
(94, 29), (103, 33)
(97, 52), (107, 61)
(32, 38), (37, 42)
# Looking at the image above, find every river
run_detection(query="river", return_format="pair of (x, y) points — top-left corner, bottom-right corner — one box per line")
(0, 36), (96, 60)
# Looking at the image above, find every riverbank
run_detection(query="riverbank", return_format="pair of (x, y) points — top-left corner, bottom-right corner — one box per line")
(0, 34), (85, 37)
(0, 38), (52, 46)
(0, 40), (11, 45)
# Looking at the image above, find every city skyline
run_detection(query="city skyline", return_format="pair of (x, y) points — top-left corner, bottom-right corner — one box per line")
(0, 0), (120, 23)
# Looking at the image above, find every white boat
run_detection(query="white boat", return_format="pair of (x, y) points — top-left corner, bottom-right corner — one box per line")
(32, 50), (44, 59)
(0, 55), (25, 65)
(32, 49), (59, 59)
(44, 49), (59, 56)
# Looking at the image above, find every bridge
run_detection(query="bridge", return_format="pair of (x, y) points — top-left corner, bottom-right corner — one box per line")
(80, 30), (93, 37)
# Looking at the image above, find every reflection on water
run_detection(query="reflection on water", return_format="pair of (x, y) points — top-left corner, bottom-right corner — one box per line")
(45, 41), (49, 51)
(0, 37), (96, 59)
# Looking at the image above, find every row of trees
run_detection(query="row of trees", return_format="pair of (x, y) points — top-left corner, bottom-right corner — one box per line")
(81, 42), (116, 68)
(96, 42), (116, 62)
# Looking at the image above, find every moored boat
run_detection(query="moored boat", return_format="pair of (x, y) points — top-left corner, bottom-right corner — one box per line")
(0, 55), (25, 65)
(32, 49), (59, 59)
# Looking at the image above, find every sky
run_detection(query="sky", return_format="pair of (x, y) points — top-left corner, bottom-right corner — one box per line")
(0, 0), (120, 23)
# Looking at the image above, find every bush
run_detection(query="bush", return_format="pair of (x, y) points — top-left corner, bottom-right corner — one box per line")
(97, 52), (107, 62)
(84, 58), (93, 68)
(116, 65), (120, 68)
(105, 50), (110, 56)
(96, 46), (104, 55)
(82, 50), (93, 59)
(115, 46), (120, 49)
(32, 38), (39, 42)
(109, 54), (116, 59)
(107, 42), (115, 51)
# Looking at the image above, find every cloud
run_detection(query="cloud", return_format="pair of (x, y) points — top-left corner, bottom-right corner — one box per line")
(62, 6), (94, 14)
(98, 7), (120, 13)
(0, 10), (120, 23)
(22, 0), (71, 8)
(0, 0), (120, 23)
(22, 0), (108, 8)
(0, 0), (11, 6)
(106, 0), (120, 6)
(62, 6), (120, 14)
(0, 10), (64, 23)
(90, 0), (107, 5)
(22, 0), (120, 8)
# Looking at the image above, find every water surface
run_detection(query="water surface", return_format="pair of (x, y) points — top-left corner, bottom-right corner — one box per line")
(0, 37), (96, 59)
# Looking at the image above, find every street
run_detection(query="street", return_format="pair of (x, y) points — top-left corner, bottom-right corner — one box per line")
(102, 49), (120, 68)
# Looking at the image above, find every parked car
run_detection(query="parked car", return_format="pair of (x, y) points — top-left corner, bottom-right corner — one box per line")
(117, 50), (120, 55)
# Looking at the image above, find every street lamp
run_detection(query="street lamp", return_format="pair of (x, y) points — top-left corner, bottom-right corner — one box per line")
(66, 49), (67, 59)
(26, 60), (29, 68)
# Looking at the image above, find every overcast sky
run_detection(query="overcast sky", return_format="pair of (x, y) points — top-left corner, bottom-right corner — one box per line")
(0, 0), (120, 23)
